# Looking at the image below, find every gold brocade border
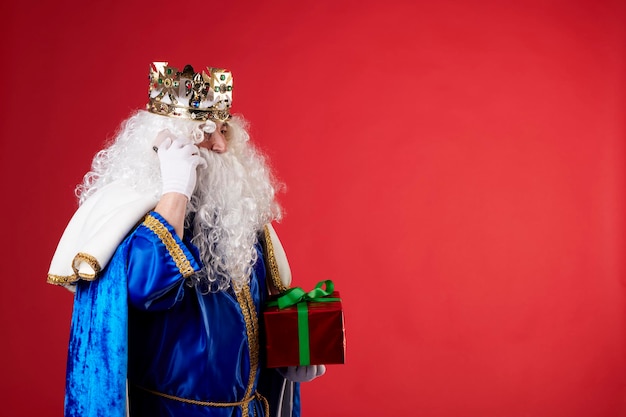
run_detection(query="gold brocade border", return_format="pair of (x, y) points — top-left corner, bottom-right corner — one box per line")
(46, 273), (77, 285)
(142, 214), (195, 278)
(235, 284), (261, 415)
(73, 252), (101, 280)
(47, 251), (102, 285)
(263, 225), (287, 293)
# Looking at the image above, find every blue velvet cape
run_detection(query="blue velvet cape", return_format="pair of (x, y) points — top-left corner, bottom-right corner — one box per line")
(64, 212), (299, 417)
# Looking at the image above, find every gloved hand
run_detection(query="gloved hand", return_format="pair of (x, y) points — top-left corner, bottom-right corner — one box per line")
(156, 136), (207, 199)
(278, 365), (326, 383)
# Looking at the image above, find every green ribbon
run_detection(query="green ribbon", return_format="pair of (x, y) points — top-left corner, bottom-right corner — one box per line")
(267, 280), (341, 366)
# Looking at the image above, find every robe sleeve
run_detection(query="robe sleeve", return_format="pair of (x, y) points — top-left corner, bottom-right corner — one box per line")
(127, 211), (201, 311)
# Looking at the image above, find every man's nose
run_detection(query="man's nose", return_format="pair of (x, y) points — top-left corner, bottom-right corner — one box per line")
(206, 132), (227, 153)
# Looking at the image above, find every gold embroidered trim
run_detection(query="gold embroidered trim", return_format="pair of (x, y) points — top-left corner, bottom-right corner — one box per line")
(263, 225), (287, 293)
(235, 284), (261, 415)
(134, 385), (269, 416)
(72, 252), (101, 281)
(142, 214), (195, 278)
(47, 251), (102, 285)
(46, 273), (77, 285)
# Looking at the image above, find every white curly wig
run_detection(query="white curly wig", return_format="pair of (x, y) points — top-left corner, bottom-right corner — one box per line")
(76, 110), (283, 292)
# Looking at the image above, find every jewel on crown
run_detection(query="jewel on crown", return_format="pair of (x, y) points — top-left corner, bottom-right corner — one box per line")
(147, 62), (233, 122)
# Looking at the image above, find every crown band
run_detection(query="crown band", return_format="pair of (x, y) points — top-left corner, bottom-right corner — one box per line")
(147, 100), (231, 122)
(147, 62), (233, 122)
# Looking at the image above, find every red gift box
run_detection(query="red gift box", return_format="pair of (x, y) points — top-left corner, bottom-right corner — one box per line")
(263, 281), (346, 368)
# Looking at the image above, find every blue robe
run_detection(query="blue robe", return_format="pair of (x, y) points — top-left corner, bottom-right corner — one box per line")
(65, 211), (299, 417)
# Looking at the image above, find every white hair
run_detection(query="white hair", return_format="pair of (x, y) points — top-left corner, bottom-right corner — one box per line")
(76, 111), (202, 203)
(77, 110), (283, 292)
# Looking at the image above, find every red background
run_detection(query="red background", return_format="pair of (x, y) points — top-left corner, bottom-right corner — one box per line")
(2, 0), (625, 416)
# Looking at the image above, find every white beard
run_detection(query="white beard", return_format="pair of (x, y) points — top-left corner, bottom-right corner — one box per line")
(185, 146), (280, 293)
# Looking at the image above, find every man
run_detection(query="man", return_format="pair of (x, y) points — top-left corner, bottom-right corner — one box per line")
(48, 62), (325, 417)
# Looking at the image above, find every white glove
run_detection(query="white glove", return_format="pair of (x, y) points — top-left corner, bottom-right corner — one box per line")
(278, 365), (326, 383)
(156, 137), (207, 199)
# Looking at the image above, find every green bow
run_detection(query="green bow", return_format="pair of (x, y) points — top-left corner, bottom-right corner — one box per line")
(267, 280), (341, 365)
(267, 279), (338, 310)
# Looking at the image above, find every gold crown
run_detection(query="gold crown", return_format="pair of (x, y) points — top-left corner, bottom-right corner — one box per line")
(147, 62), (233, 122)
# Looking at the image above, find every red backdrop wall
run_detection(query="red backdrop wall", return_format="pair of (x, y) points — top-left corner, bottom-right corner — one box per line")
(2, 0), (625, 416)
